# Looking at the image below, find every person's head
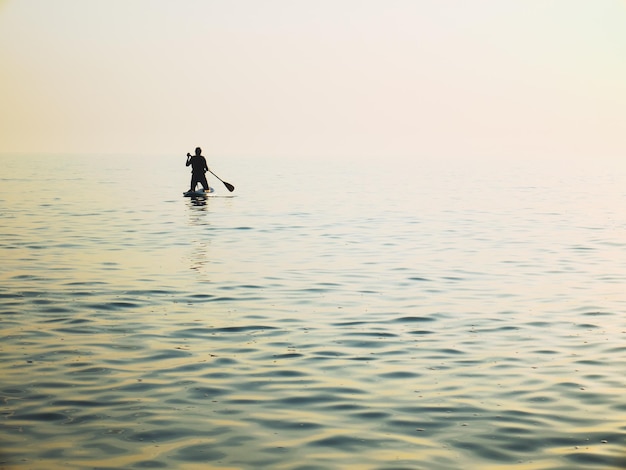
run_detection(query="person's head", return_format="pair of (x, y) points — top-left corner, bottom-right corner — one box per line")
(195, 147), (202, 156)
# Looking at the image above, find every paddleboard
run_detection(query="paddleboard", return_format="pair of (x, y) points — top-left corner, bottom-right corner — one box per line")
(183, 187), (214, 197)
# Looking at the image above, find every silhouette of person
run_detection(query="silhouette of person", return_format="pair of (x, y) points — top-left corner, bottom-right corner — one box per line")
(186, 147), (209, 192)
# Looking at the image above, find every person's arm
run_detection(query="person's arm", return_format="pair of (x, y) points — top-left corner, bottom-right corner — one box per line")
(203, 157), (208, 172)
(186, 153), (192, 167)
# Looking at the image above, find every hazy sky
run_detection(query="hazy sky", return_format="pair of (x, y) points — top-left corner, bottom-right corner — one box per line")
(1, 0), (625, 160)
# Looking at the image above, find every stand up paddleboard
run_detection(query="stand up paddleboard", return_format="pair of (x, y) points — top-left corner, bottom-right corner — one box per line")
(183, 187), (214, 197)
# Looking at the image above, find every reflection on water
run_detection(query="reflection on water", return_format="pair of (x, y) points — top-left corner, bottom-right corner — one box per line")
(0, 154), (625, 469)
(187, 197), (212, 273)
(189, 195), (208, 207)
(189, 239), (211, 273)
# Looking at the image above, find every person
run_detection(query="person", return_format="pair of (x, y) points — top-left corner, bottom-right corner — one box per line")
(186, 147), (209, 192)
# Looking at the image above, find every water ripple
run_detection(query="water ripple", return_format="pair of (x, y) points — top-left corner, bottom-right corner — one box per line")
(2, 154), (626, 469)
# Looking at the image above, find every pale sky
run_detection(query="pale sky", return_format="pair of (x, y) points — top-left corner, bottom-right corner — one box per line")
(1, 0), (625, 161)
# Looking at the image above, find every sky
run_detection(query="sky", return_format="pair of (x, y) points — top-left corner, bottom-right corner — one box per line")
(1, 0), (625, 161)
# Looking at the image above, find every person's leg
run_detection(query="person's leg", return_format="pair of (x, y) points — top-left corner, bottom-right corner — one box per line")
(200, 174), (209, 191)
(190, 174), (199, 191)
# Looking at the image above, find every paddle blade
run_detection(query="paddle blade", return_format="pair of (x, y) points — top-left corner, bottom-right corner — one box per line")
(208, 170), (234, 192)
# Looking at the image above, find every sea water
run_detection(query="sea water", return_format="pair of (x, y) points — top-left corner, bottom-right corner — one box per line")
(1, 153), (625, 469)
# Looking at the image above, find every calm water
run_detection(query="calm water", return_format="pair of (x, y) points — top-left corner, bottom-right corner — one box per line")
(1, 154), (625, 470)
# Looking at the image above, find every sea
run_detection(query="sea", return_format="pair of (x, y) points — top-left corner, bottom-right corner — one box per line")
(1, 153), (625, 470)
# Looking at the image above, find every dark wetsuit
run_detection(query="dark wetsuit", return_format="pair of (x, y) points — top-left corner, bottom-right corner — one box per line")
(187, 155), (209, 191)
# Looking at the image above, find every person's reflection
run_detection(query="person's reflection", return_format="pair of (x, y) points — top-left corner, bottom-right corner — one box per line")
(188, 197), (209, 225)
(190, 195), (207, 207)
(186, 197), (211, 272)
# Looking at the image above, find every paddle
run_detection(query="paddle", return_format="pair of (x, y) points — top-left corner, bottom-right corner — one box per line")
(209, 170), (235, 192)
